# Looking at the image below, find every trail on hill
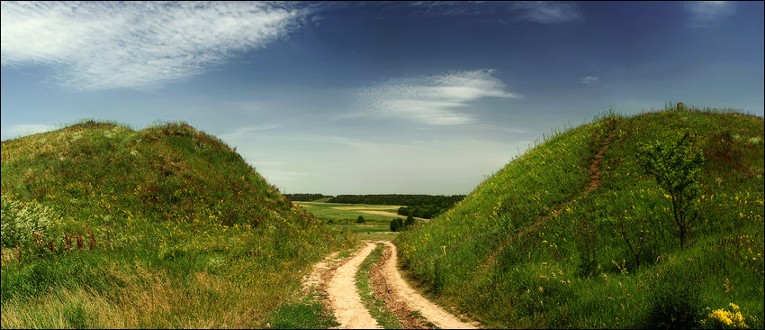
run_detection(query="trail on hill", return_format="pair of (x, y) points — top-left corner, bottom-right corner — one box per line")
(481, 117), (618, 270)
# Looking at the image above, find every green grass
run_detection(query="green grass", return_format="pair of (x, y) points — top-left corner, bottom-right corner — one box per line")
(1, 120), (355, 328)
(396, 107), (764, 328)
(296, 202), (411, 237)
(356, 243), (402, 329)
(265, 295), (339, 329)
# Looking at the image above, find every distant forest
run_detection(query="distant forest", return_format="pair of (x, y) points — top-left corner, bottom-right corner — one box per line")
(285, 193), (465, 219)
(284, 193), (330, 202)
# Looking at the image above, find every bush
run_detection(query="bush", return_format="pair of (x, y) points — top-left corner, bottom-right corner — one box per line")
(390, 218), (403, 232)
(356, 215), (365, 224)
(1, 196), (59, 249)
(645, 267), (704, 329)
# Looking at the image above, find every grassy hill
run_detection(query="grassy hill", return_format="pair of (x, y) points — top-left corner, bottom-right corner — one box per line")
(1, 120), (352, 328)
(396, 107), (764, 328)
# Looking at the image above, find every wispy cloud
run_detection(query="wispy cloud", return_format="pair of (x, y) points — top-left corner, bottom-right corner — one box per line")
(0, 2), (309, 90)
(685, 1), (735, 27)
(358, 69), (519, 125)
(2, 124), (58, 139)
(511, 1), (582, 24)
(411, 1), (581, 24)
(581, 75), (598, 84)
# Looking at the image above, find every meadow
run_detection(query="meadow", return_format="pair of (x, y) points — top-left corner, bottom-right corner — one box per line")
(397, 106), (764, 328)
(295, 202), (404, 240)
(1, 121), (354, 328)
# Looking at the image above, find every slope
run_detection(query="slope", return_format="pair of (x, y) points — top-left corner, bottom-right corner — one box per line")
(1, 120), (352, 328)
(396, 107), (764, 328)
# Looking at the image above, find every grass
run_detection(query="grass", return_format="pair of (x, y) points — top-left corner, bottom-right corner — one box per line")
(1, 120), (355, 328)
(396, 106), (764, 328)
(356, 243), (402, 329)
(296, 201), (410, 237)
(265, 295), (339, 329)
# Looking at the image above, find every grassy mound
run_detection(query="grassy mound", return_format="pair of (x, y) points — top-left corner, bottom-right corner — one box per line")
(396, 107), (764, 328)
(1, 120), (352, 328)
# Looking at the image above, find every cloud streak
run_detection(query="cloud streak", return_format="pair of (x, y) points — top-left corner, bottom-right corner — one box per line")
(685, 1), (735, 27)
(581, 75), (598, 84)
(411, 1), (581, 24)
(0, 1), (309, 90)
(358, 70), (519, 125)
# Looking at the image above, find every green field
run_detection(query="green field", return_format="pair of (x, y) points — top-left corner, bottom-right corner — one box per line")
(296, 202), (414, 239)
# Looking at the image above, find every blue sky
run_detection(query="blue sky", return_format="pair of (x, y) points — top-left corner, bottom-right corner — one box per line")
(2, 1), (763, 195)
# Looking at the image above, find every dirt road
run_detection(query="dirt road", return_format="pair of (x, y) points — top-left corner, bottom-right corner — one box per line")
(376, 241), (477, 329)
(304, 241), (478, 329)
(327, 242), (381, 329)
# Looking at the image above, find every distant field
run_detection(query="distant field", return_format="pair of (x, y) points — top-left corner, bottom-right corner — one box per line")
(296, 202), (416, 238)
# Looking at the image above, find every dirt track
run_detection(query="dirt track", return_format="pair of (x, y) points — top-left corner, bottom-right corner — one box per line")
(376, 241), (477, 329)
(327, 242), (381, 329)
(304, 241), (478, 329)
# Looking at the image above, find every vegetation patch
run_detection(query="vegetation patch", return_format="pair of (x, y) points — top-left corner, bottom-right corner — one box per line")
(1, 120), (354, 328)
(396, 107), (764, 328)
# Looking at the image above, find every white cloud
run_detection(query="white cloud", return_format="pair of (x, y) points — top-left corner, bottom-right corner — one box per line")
(686, 1), (735, 27)
(0, 1), (309, 90)
(2, 124), (58, 139)
(359, 69), (520, 125)
(581, 75), (598, 84)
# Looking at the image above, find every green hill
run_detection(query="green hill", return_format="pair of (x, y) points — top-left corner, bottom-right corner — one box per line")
(1, 120), (351, 328)
(396, 107), (764, 328)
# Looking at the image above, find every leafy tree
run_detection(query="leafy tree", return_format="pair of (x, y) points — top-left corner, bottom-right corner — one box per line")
(640, 132), (705, 249)
(404, 214), (415, 227)
(389, 218), (404, 232)
(356, 215), (365, 224)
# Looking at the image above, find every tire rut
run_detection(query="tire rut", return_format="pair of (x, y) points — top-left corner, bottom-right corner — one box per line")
(326, 242), (381, 329)
(372, 241), (478, 329)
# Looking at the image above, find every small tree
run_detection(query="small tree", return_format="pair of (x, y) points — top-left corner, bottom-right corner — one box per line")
(404, 214), (415, 227)
(356, 215), (365, 224)
(390, 218), (403, 232)
(640, 132), (705, 249)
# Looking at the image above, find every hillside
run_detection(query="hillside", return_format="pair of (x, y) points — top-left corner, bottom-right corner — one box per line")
(1, 121), (351, 328)
(396, 107), (764, 328)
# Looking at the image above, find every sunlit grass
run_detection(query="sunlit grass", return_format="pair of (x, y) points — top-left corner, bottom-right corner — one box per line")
(396, 107), (764, 328)
(1, 120), (355, 328)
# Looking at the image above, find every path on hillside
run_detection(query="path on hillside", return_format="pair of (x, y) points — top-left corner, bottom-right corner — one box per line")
(481, 117), (618, 270)
(304, 241), (478, 329)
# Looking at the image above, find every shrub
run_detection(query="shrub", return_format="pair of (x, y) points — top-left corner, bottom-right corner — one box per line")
(645, 267), (704, 329)
(390, 218), (403, 232)
(1, 196), (59, 249)
(640, 132), (705, 249)
(356, 215), (365, 224)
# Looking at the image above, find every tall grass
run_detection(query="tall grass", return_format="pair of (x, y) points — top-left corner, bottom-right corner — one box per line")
(1, 120), (355, 328)
(396, 107), (764, 328)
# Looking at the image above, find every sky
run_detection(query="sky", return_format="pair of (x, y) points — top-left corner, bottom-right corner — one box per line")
(1, 1), (763, 195)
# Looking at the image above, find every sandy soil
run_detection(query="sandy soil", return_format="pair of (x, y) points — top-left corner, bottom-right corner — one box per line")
(376, 241), (478, 329)
(326, 242), (381, 329)
(305, 241), (478, 329)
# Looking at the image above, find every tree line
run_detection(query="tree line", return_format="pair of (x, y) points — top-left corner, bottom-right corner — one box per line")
(328, 194), (465, 219)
